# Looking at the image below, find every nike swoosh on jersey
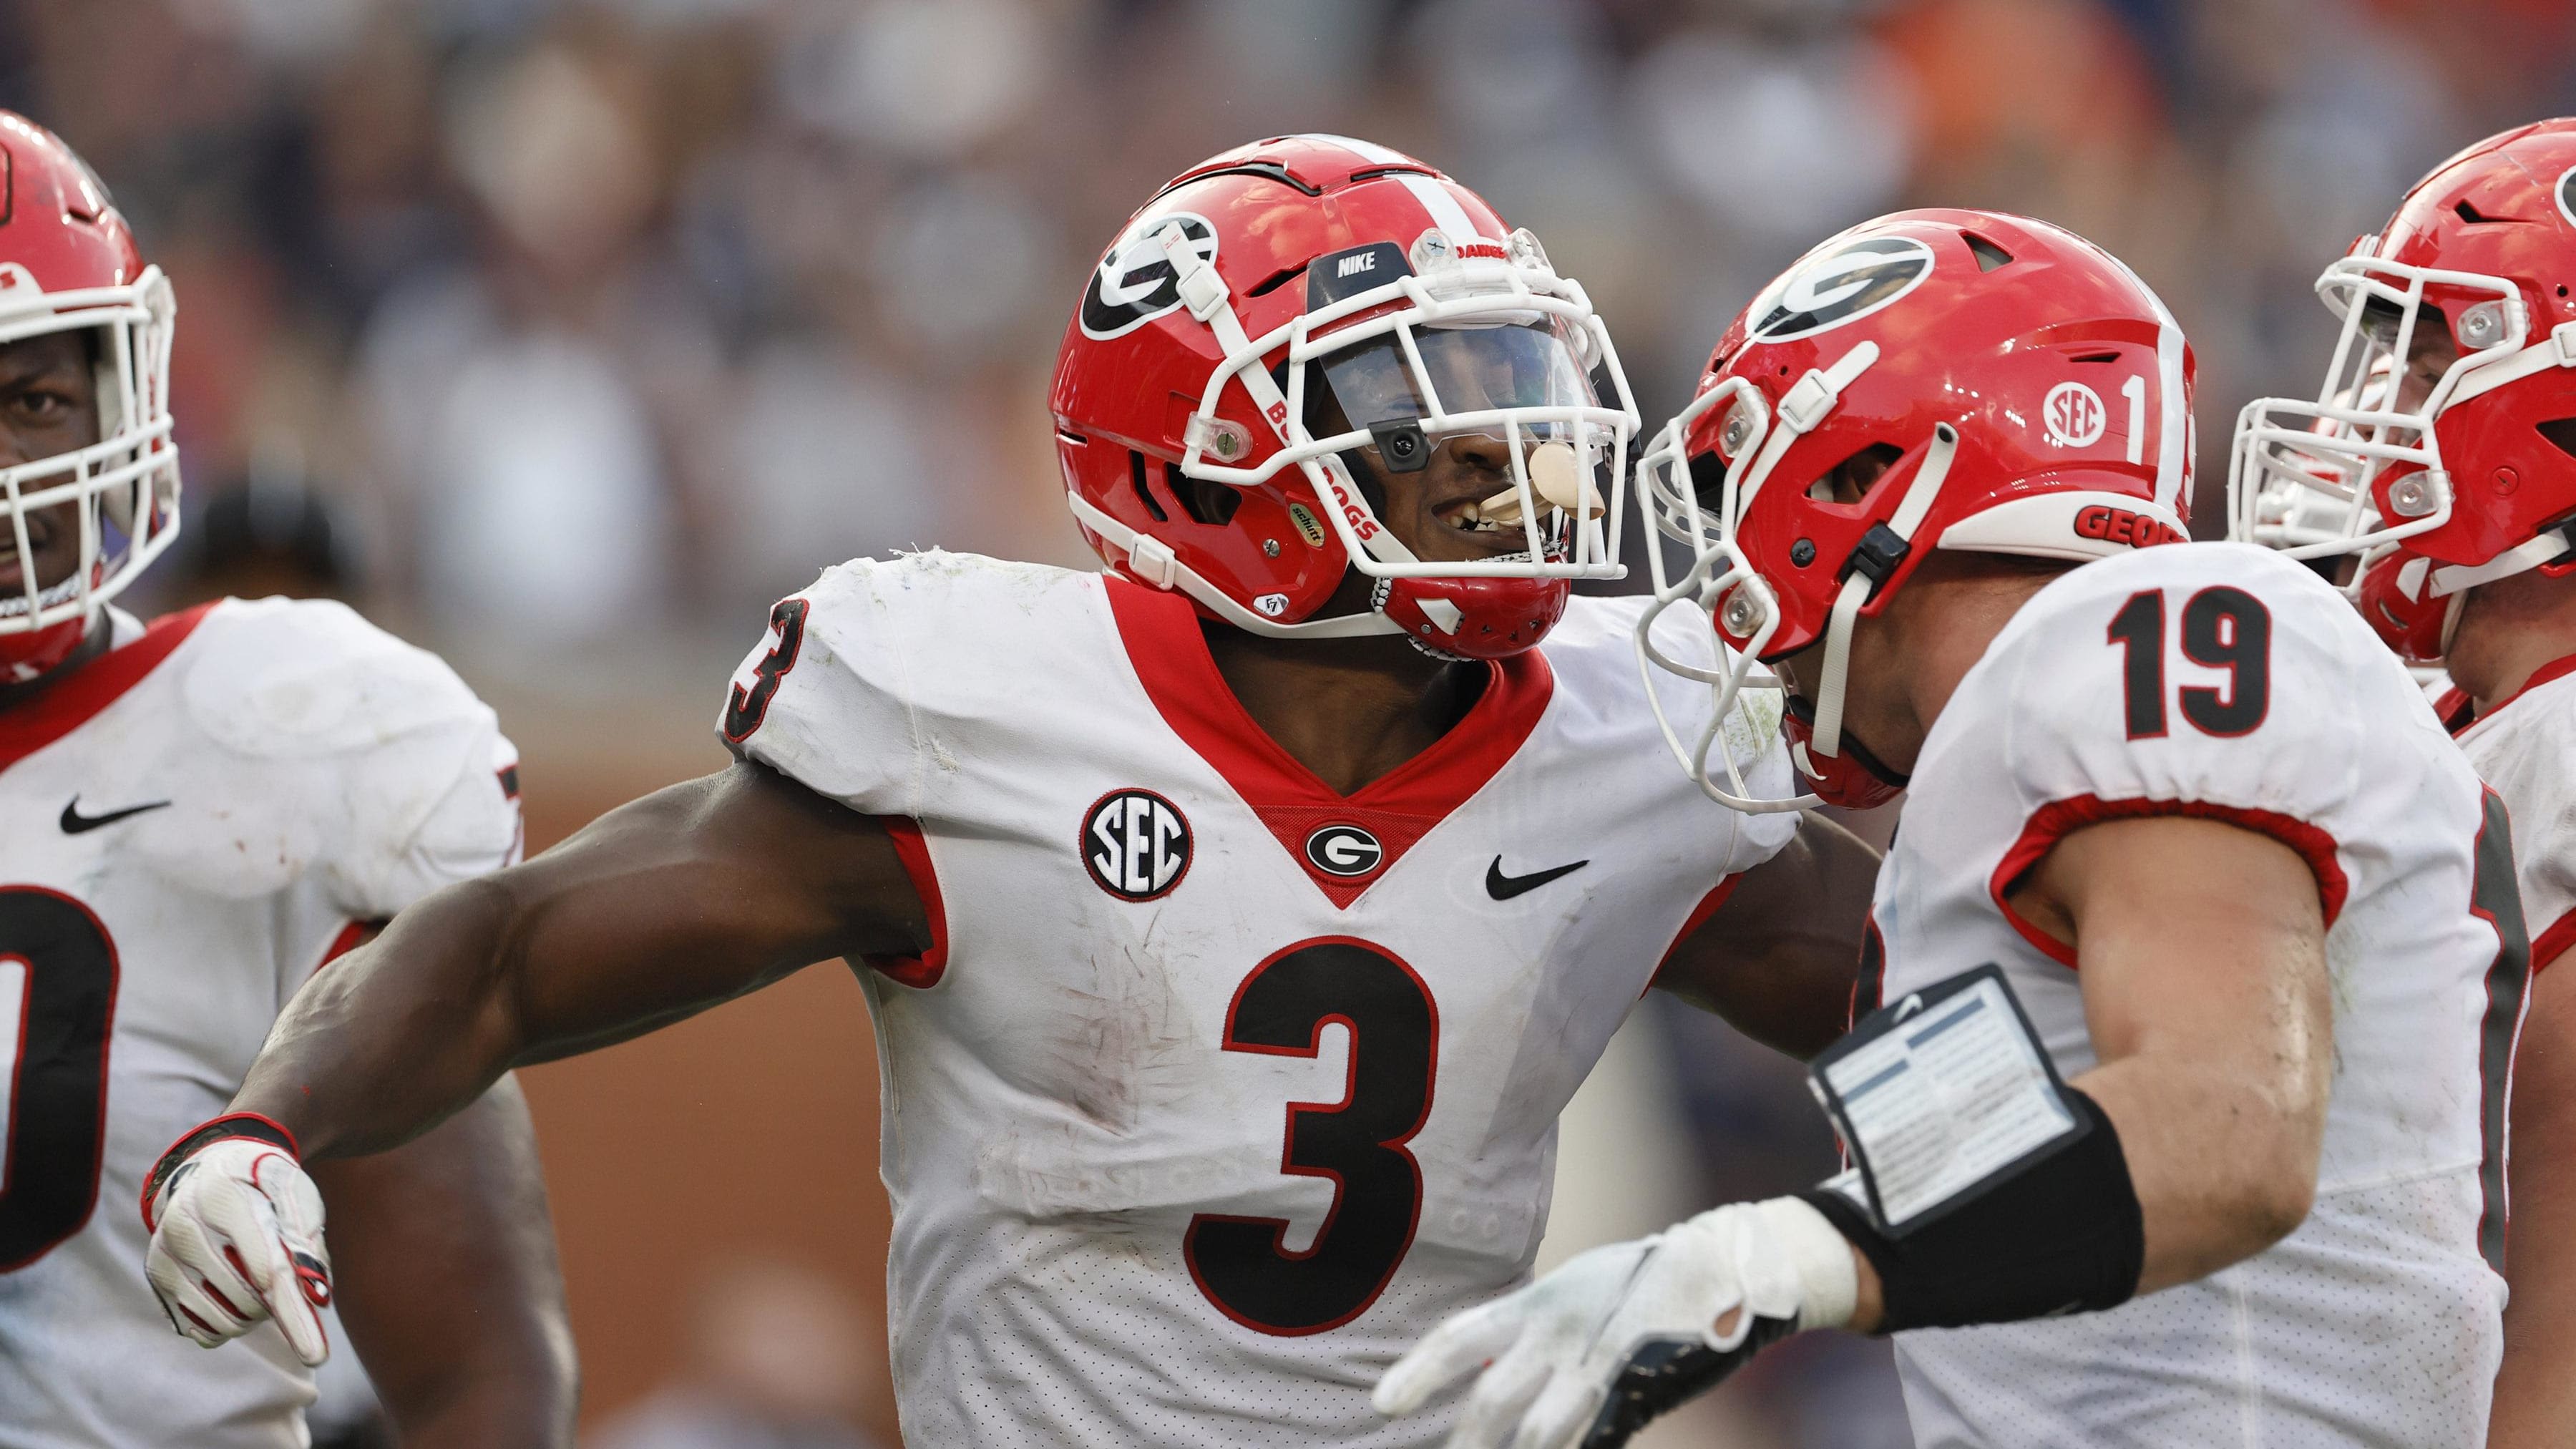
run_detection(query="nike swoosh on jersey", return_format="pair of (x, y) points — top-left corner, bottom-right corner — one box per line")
(1485, 855), (1589, 900)
(60, 796), (172, 834)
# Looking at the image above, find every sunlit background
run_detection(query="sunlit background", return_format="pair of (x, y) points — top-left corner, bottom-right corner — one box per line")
(32, 0), (2575, 1443)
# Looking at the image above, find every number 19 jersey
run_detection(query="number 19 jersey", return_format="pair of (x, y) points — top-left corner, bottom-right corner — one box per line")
(1866, 543), (2520, 1448)
(721, 550), (1798, 1448)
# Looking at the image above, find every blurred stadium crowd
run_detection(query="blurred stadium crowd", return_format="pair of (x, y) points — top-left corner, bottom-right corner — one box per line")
(48, 0), (2575, 643)
(24, 0), (2573, 1445)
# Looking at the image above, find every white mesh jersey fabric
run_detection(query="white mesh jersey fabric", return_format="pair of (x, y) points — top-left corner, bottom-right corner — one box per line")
(1868, 542), (2509, 1448)
(722, 550), (1799, 1447)
(0, 598), (522, 1449)
(2456, 665), (2576, 977)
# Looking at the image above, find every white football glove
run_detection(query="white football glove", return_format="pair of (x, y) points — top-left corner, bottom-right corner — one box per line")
(142, 1124), (334, 1366)
(1372, 1196), (1857, 1449)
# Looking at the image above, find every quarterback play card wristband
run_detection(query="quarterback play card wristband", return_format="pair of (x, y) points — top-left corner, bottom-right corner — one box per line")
(1797, 965), (2146, 1332)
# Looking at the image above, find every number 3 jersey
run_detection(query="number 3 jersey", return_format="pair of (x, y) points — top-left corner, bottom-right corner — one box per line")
(721, 550), (1798, 1448)
(0, 599), (522, 1449)
(1865, 543), (2520, 1449)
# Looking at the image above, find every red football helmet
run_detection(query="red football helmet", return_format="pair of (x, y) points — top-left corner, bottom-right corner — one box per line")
(0, 113), (178, 684)
(1635, 210), (2194, 809)
(2230, 118), (2576, 660)
(1048, 135), (1636, 659)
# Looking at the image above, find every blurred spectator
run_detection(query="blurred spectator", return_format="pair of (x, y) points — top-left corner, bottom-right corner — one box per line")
(587, 1257), (892, 1449)
(163, 457), (364, 608)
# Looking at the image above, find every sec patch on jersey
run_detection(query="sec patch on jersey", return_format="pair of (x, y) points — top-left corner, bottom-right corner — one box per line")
(1083, 788), (1193, 901)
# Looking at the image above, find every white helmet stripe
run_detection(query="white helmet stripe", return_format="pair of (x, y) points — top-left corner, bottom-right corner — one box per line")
(1395, 173), (1483, 245)
(1299, 132), (1416, 167)
(2095, 248), (2190, 510)
(2152, 317), (2188, 511)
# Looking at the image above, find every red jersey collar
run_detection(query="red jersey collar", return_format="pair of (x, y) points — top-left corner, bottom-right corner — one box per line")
(1103, 577), (1553, 907)
(0, 603), (215, 778)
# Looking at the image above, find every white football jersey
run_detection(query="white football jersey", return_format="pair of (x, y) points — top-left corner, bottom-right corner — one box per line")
(2452, 658), (2576, 978)
(0, 599), (522, 1449)
(1863, 543), (2519, 1448)
(722, 550), (1798, 1448)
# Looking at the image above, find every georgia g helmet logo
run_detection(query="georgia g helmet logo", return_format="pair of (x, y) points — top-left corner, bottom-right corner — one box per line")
(1746, 235), (1937, 343)
(2559, 166), (2576, 230)
(1079, 212), (1219, 340)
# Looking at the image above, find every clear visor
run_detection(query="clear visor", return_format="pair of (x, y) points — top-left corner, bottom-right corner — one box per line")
(1169, 233), (1639, 583)
(1317, 316), (1602, 447)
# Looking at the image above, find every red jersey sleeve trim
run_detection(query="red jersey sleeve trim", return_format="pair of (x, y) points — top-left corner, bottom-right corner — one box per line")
(2534, 906), (2576, 979)
(867, 816), (950, 988)
(0, 602), (215, 776)
(1647, 873), (1746, 995)
(1989, 794), (2351, 970)
(309, 920), (384, 977)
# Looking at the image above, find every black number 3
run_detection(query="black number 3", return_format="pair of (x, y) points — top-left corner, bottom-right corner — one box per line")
(0, 887), (120, 1271)
(722, 597), (810, 743)
(2106, 587), (2272, 740)
(1186, 938), (1438, 1336)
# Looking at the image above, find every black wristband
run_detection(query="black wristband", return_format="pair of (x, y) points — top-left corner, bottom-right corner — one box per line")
(141, 1113), (300, 1228)
(1800, 1086), (2144, 1334)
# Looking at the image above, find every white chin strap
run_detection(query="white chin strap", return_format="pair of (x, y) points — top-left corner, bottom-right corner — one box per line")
(1065, 490), (1397, 639)
(2430, 524), (2576, 598)
(1800, 422), (1960, 768)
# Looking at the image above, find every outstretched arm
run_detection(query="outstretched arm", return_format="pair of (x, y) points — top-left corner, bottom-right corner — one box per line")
(241, 761), (926, 1159)
(141, 762), (926, 1365)
(1652, 812), (1880, 1060)
(314, 1075), (577, 1449)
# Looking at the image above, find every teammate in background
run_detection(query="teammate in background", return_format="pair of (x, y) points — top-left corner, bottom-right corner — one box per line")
(2230, 117), (2576, 1448)
(0, 116), (575, 1448)
(1379, 210), (2524, 1448)
(137, 136), (1879, 1448)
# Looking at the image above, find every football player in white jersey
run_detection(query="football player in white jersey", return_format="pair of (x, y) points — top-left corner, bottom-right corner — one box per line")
(135, 137), (1880, 1448)
(1377, 210), (2525, 1448)
(0, 116), (575, 1447)
(2230, 117), (2576, 1447)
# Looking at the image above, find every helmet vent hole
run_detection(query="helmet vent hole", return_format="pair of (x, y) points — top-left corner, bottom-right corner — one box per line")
(1963, 232), (2015, 271)
(1807, 443), (1904, 507)
(2070, 351), (2119, 364)
(2454, 200), (2503, 225)
(1167, 460), (1241, 526)
(1126, 452), (1169, 523)
(1247, 265), (1308, 298)
(2539, 418), (2576, 462)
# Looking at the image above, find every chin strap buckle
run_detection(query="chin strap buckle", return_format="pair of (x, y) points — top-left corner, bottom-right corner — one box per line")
(1838, 522), (1912, 594)
(1126, 533), (1183, 589)
(2554, 321), (2576, 368)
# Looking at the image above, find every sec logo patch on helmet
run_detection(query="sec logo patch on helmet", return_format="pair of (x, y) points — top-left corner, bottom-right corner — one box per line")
(1747, 235), (1936, 342)
(1304, 824), (1385, 878)
(1083, 789), (1193, 901)
(1079, 213), (1219, 340)
(2044, 381), (2108, 447)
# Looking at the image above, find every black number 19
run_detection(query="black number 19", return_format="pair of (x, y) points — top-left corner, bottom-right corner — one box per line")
(2107, 587), (2273, 741)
